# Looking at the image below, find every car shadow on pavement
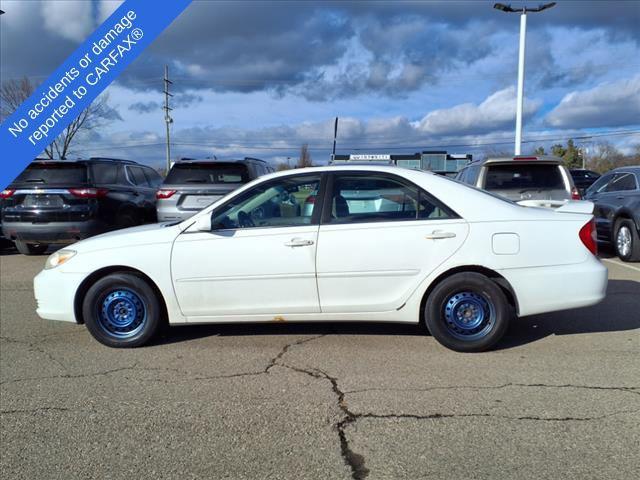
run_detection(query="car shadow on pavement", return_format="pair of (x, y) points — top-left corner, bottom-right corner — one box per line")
(498, 279), (640, 350)
(156, 280), (639, 349)
(157, 321), (425, 346)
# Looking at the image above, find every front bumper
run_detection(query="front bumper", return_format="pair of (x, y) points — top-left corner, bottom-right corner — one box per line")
(2, 220), (105, 244)
(34, 268), (87, 323)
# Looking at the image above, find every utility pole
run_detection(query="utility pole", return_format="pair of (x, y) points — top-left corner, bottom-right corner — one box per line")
(163, 65), (173, 171)
(493, 2), (556, 155)
(331, 117), (339, 162)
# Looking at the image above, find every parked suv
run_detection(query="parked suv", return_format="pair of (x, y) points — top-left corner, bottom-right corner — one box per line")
(584, 166), (640, 262)
(1, 158), (162, 255)
(455, 156), (580, 207)
(156, 157), (273, 222)
(570, 168), (600, 196)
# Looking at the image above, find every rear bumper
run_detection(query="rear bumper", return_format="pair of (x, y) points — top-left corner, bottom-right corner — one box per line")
(500, 256), (608, 317)
(156, 207), (198, 222)
(2, 220), (105, 244)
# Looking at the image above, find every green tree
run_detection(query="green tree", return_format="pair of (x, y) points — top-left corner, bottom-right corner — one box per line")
(296, 144), (313, 168)
(533, 146), (546, 155)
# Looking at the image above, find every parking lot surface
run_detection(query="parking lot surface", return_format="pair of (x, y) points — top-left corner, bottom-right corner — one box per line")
(1, 249), (639, 479)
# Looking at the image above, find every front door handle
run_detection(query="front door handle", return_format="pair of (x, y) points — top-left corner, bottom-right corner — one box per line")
(425, 231), (456, 240)
(284, 238), (314, 247)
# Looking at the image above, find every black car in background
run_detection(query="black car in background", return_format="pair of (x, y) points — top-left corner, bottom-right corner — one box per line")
(570, 168), (600, 196)
(0, 158), (162, 255)
(584, 166), (640, 262)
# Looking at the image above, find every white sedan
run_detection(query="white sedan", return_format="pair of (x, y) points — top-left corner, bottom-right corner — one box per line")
(34, 165), (607, 352)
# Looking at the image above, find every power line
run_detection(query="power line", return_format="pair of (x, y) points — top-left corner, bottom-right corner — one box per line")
(75, 128), (640, 153)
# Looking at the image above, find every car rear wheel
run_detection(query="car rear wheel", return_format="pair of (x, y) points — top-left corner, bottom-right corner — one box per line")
(82, 273), (162, 348)
(614, 219), (640, 262)
(14, 241), (48, 255)
(424, 273), (511, 352)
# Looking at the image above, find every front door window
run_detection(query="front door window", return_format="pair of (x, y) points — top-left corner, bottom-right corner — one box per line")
(211, 174), (321, 229)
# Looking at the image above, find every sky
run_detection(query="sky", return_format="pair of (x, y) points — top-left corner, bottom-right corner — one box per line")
(1, 0), (639, 168)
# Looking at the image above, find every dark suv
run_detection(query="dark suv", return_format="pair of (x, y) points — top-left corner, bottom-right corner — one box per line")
(584, 166), (640, 262)
(1, 158), (162, 255)
(156, 157), (273, 222)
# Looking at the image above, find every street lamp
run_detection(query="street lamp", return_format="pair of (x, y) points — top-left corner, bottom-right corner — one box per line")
(494, 2), (556, 155)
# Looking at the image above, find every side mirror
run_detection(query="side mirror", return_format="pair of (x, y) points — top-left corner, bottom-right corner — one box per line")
(193, 214), (211, 232)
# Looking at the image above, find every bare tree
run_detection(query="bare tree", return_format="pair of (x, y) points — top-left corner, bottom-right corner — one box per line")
(0, 76), (118, 159)
(296, 144), (313, 168)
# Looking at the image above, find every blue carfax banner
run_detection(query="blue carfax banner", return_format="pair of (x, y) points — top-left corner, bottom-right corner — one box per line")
(0, 0), (192, 189)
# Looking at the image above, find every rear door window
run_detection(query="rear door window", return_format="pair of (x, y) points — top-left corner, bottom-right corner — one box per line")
(604, 173), (638, 192)
(13, 163), (88, 185)
(484, 164), (565, 191)
(164, 163), (249, 185)
(326, 173), (457, 224)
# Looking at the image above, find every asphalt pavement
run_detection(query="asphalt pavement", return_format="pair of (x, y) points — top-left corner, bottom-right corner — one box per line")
(1, 248), (639, 479)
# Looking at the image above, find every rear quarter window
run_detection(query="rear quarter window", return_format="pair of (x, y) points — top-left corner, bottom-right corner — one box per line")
(90, 163), (118, 184)
(484, 164), (565, 191)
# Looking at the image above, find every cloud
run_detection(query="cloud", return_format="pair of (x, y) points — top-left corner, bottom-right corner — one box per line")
(127, 93), (203, 114)
(129, 101), (159, 114)
(42, 0), (93, 42)
(546, 76), (640, 129)
(416, 87), (541, 136)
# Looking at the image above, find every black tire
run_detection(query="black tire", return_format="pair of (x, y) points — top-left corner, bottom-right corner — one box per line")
(82, 272), (162, 348)
(116, 210), (139, 229)
(15, 241), (48, 255)
(614, 219), (640, 262)
(424, 272), (511, 352)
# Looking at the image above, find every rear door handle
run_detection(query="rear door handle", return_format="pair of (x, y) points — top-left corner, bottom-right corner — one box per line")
(284, 238), (314, 247)
(425, 231), (456, 240)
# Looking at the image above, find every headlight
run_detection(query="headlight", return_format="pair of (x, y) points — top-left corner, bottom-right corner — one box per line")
(44, 250), (77, 270)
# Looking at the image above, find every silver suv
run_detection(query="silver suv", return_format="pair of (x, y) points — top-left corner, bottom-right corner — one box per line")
(156, 158), (273, 222)
(455, 156), (580, 207)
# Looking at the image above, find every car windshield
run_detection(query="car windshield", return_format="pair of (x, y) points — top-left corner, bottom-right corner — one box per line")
(164, 163), (249, 184)
(13, 163), (88, 185)
(485, 164), (564, 191)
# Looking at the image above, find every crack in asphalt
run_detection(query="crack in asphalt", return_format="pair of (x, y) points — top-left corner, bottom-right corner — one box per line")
(0, 364), (139, 386)
(344, 382), (640, 397)
(0, 406), (73, 415)
(0, 335), (68, 373)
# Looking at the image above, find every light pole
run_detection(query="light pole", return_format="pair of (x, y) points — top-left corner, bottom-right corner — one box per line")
(494, 2), (556, 155)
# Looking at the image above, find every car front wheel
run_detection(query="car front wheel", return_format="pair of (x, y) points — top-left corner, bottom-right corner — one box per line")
(615, 219), (640, 262)
(82, 272), (162, 348)
(424, 272), (511, 352)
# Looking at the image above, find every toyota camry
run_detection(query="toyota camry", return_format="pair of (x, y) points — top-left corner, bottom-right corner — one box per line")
(34, 165), (607, 352)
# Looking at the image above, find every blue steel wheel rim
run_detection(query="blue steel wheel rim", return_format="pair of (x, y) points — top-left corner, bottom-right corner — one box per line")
(97, 289), (147, 339)
(443, 291), (495, 341)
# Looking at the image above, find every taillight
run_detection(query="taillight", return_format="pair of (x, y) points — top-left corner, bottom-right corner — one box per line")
(0, 189), (15, 198)
(68, 188), (108, 198)
(579, 218), (598, 256)
(304, 195), (316, 204)
(571, 186), (581, 200)
(156, 189), (177, 199)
